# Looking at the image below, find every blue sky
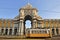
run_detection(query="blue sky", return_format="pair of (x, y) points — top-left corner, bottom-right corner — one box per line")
(0, 0), (60, 19)
(0, 0), (60, 28)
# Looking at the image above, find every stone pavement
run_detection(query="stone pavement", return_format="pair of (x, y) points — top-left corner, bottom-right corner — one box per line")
(0, 38), (59, 40)
(0, 36), (60, 40)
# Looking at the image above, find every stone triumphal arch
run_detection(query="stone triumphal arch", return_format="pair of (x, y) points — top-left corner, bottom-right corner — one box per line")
(19, 3), (42, 35)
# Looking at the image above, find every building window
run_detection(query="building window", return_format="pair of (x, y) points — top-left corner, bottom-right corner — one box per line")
(9, 29), (12, 35)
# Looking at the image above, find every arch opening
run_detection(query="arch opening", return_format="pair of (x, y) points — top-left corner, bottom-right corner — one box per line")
(9, 29), (12, 35)
(24, 15), (32, 34)
(5, 29), (8, 35)
(52, 28), (54, 35)
(25, 20), (31, 28)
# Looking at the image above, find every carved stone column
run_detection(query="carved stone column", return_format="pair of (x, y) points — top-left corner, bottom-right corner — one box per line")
(19, 20), (24, 36)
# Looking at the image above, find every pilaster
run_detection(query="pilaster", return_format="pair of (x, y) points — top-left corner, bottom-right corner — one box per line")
(12, 28), (14, 35)
(0, 28), (1, 35)
(3, 28), (5, 35)
(19, 20), (24, 36)
(50, 28), (52, 37)
(7, 28), (9, 35)
(58, 28), (60, 35)
(18, 22), (21, 35)
(20, 20), (24, 36)
(32, 20), (37, 28)
(54, 28), (57, 35)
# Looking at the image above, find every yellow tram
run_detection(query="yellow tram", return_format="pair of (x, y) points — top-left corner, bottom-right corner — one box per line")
(26, 28), (50, 37)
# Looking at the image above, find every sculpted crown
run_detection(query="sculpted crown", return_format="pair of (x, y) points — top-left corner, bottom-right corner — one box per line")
(22, 3), (32, 9)
(19, 3), (38, 11)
